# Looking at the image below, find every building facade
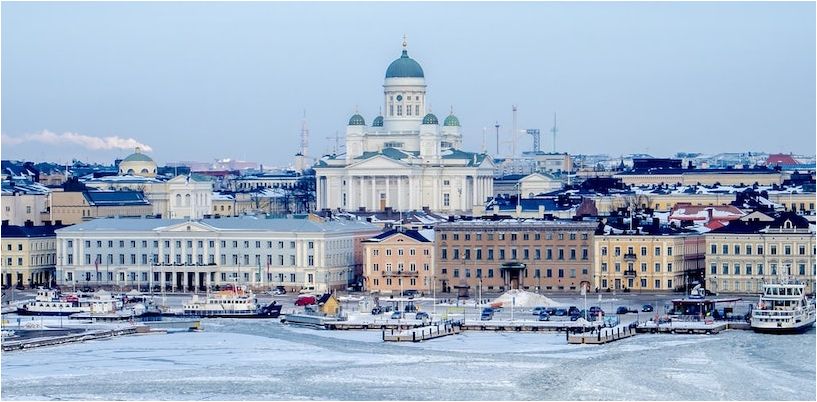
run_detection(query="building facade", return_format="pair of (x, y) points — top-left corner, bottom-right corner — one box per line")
(45, 190), (153, 224)
(594, 232), (705, 292)
(314, 42), (494, 213)
(84, 174), (213, 219)
(705, 213), (816, 294)
(362, 229), (434, 295)
(54, 217), (380, 292)
(434, 218), (597, 293)
(1, 223), (65, 287)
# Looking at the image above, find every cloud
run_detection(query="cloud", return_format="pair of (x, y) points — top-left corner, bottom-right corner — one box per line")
(1, 130), (153, 152)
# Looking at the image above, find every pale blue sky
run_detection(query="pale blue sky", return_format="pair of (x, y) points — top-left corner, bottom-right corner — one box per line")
(2, 1), (815, 166)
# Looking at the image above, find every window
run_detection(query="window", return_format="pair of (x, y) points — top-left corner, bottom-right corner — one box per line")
(655, 279), (661, 289)
(799, 245), (806, 255)
(441, 249), (447, 259)
(667, 247), (673, 256)
(601, 263), (608, 272)
(558, 269), (564, 278)
(770, 245), (777, 255)
(570, 249), (576, 260)
(499, 249), (505, 260)
(546, 249), (552, 260)
(476, 249), (482, 260)
(757, 246), (763, 255)
(667, 263), (672, 272)
(711, 244), (717, 254)
(615, 263), (621, 272)
(453, 269), (459, 278)
(534, 249), (541, 260)
(722, 263), (729, 275)
(733, 264), (740, 275)
(487, 249), (494, 260)
(784, 245), (791, 255)
(654, 247), (661, 256)
(601, 247), (607, 256)
(746, 245), (752, 255)
(746, 264), (752, 275)
(558, 249), (564, 260)
(614, 247), (621, 256)
(722, 245), (729, 254)
(654, 263), (660, 273)
(443, 193), (450, 207)
(641, 263), (647, 272)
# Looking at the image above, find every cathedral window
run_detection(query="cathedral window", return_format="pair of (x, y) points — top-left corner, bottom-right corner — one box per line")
(397, 105), (402, 116)
(415, 105), (420, 115)
(389, 105), (394, 116)
(443, 193), (450, 207)
(407, 106), (412, 116)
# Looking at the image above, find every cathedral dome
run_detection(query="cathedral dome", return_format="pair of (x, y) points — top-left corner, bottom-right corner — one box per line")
(422, 113), (439, 125)
(443, 114), (460, 127)
(372, 115), (384, 127)
(385, 50), (424, 79)
(348, 114), (366, 126)
(118, 147), (157, 178)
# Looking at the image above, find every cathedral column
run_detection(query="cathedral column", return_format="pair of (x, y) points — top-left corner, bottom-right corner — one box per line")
(397, 176), (402, 211)
(472, 175), (478, 208)
(385, 176), (391, 208)
(371, 176), (376, 211)
(346, 176), (352, 210)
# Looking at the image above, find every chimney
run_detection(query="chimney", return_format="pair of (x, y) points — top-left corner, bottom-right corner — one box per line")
(707, 208), (714, 221)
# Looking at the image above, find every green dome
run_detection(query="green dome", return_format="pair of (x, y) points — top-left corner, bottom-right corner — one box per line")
(348, 114), (366, 126)
(372, 115), (384, 127)
(422, 113), (439, 125)
(443, 114), (460, 127)
(385, 50), (424, 78)
(122, 148), (154, 162)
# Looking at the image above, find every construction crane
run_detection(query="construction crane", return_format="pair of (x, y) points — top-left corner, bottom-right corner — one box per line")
(526, 129), (541, 153)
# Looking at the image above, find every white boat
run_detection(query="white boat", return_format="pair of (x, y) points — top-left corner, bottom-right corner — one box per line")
(180, 289), (281, 318)
(16, 288), (121, 316)
(751, 280), (816, 334)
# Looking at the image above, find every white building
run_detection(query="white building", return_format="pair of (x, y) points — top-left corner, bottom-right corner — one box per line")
(83, 174), (213, 219)
(55, 217), (381, 292)
(314, 41), (495, 213)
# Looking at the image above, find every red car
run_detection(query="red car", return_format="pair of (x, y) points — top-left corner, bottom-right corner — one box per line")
(295, 295), (317, 306)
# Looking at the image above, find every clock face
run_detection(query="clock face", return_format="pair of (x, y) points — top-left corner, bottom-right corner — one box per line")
(396, 95), (403, 102)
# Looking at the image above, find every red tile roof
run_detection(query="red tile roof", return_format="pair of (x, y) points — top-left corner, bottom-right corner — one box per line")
(766, 154), (799, 166)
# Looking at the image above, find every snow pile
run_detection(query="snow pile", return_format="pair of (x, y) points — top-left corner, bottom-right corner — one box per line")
(490, 289), (562, 308)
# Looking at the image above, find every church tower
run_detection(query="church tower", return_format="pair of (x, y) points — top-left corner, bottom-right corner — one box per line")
(383, 36), (427, 132)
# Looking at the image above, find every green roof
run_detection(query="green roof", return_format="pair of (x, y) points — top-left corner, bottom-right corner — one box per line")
(372, 115), (384, 127)
(443, 114), (460, 127)
(422, 113), (439, 125)
(348, 114), (366, 126)
(122, 151), (154, 163)
(385, 50), (424, 78)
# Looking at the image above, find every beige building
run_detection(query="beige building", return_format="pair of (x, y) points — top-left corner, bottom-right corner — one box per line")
(1, 223), (65, 288)
(614, 170), (784, 187)
(705, 212), (816, 294)
(594, 230), (705, 292)
(362, 229), (434, 295)
(44, 190), (153, 225)
(435, 218), (597, 293)
(1, 183), (49, 226)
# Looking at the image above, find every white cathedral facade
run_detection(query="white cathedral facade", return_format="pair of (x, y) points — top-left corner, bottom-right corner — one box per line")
(314, 43), (495, 213)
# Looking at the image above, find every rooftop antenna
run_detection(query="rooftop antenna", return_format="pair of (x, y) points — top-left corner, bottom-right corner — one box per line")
(526, 129), (541, 153)
(550, 113), (558, 153)
(512, 105), (518, 158)
(494, 121), (500, 156)
(482, 127), (487, 154)
(300, 110), (309, 159)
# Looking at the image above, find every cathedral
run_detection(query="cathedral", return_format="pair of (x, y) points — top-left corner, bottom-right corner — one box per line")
(314, 41), (495, 213)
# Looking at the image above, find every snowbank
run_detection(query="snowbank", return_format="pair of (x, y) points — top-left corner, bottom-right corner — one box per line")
(490, 289), (563, 308)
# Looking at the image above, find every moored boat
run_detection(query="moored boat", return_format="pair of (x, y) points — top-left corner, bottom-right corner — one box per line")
(180, 289), (281, 318)
(16, 288), (88, 316)
(751, 279), (815, 334)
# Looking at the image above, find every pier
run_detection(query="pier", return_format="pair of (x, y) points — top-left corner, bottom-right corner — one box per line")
(2, 327), (138, 351)
(567, 325), (637, 344)
(382, 321), (462, 342)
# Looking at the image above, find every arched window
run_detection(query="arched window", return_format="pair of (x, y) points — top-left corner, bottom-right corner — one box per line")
(140, 168), (149, 174)
(175, 194), (182, 206)
(185, 194), (191, 206)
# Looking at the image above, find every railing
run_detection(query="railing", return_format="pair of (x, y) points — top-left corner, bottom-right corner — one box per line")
(623, 253), (637, 261)
(623, 270), (637, 277)
(381, 271), (419, 277)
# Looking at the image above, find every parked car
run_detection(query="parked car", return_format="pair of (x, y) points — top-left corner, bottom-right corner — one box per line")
(532, 306), (547, 315)
(641, 304), (654, 312)
(589, 306), (605, 317)
(481, 307), (494, 321)
(538, 311), (550, 321)
(371, 306), (384, 315)
(391, 311), (403, 320)
(415, 312), (429, 320)
(401, 289), (419, 297)
(568, 306), (580, 316)
(616, 306), (630, 315)
(404, 303), (418, 313)
(554, 308), (567, 317)
(295, 295), (317, 306)
(569, 312), (581, 321)
(80, 286), (94, 293)
(545, 307), (556, 316)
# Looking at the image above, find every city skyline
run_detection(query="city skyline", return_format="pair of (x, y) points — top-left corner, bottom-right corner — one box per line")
(2, 1), (815, 165)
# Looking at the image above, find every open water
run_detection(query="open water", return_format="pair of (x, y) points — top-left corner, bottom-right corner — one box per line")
(1, 319), (814, 400)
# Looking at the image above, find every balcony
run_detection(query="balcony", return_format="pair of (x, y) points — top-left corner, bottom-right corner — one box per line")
(623, 253), (637, 261)
(623, 270), (637, 278)
(382, 270), (419, 277)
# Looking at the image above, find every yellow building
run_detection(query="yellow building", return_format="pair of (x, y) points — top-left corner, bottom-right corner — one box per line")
(363, 229), (435, 295)
(705, 212), (816, 294)
(1, 223), (65, 288)
(45, 190), (153, 225)
(594, 229), (705, 292)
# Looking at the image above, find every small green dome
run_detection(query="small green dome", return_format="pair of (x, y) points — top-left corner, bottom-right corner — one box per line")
(385, 50), (425, 78)
(122, 148), (154, 163)
(444, 114), (460, 127)
(372, 116), (384, 127)
(422, 113), (439, 125)
(348, 114), (366, 126)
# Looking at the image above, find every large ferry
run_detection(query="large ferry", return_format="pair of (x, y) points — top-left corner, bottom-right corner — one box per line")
(16, 289), (121, 316)
(180, 289), (282, 318)
(751, 280), (815, 334)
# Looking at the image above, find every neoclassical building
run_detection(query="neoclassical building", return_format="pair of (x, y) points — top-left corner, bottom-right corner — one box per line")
(314, 42), (495, 213)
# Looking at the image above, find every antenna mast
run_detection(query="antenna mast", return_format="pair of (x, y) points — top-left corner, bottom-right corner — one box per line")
(550, 113), (558, 153)
(300, 110), (309, 159)
(512, 105), (518, 158)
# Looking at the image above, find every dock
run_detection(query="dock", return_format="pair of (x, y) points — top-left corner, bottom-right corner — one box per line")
(636, 320), (730, 334)
(382, 321), (462, 342)
(567, 325), (637, 344)
(2, 327), (138, 352)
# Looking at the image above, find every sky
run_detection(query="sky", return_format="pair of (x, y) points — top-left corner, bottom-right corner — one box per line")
(2, 1), (815, 167)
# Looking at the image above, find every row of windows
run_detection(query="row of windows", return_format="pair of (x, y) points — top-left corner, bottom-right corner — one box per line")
(69, 239), (321, 250)
(440, 247), (589, 261)
(601, 262), (673, 273)
(4, 254), (56, 267)
(446, 267), (590, 279)
(5, 241), (55, 252)
(709, 243), (812, 256)
(440, 232), (589, 241)
(709, 262), (814, 276)
(75, 253), (318, 267)
(371, 249), (430, 256)
(64, 271), (323, 284)
(601, 246), (672, 257)
(371, 277), (419, 287)
(371, 263), (430, 271)
(601, 278), (672, 289)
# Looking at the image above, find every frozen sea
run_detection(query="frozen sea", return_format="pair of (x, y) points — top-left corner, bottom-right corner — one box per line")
(1, 319), (814, 401)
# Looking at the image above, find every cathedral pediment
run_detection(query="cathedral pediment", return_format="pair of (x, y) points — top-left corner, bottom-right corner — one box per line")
(347, 154), (411, 170)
